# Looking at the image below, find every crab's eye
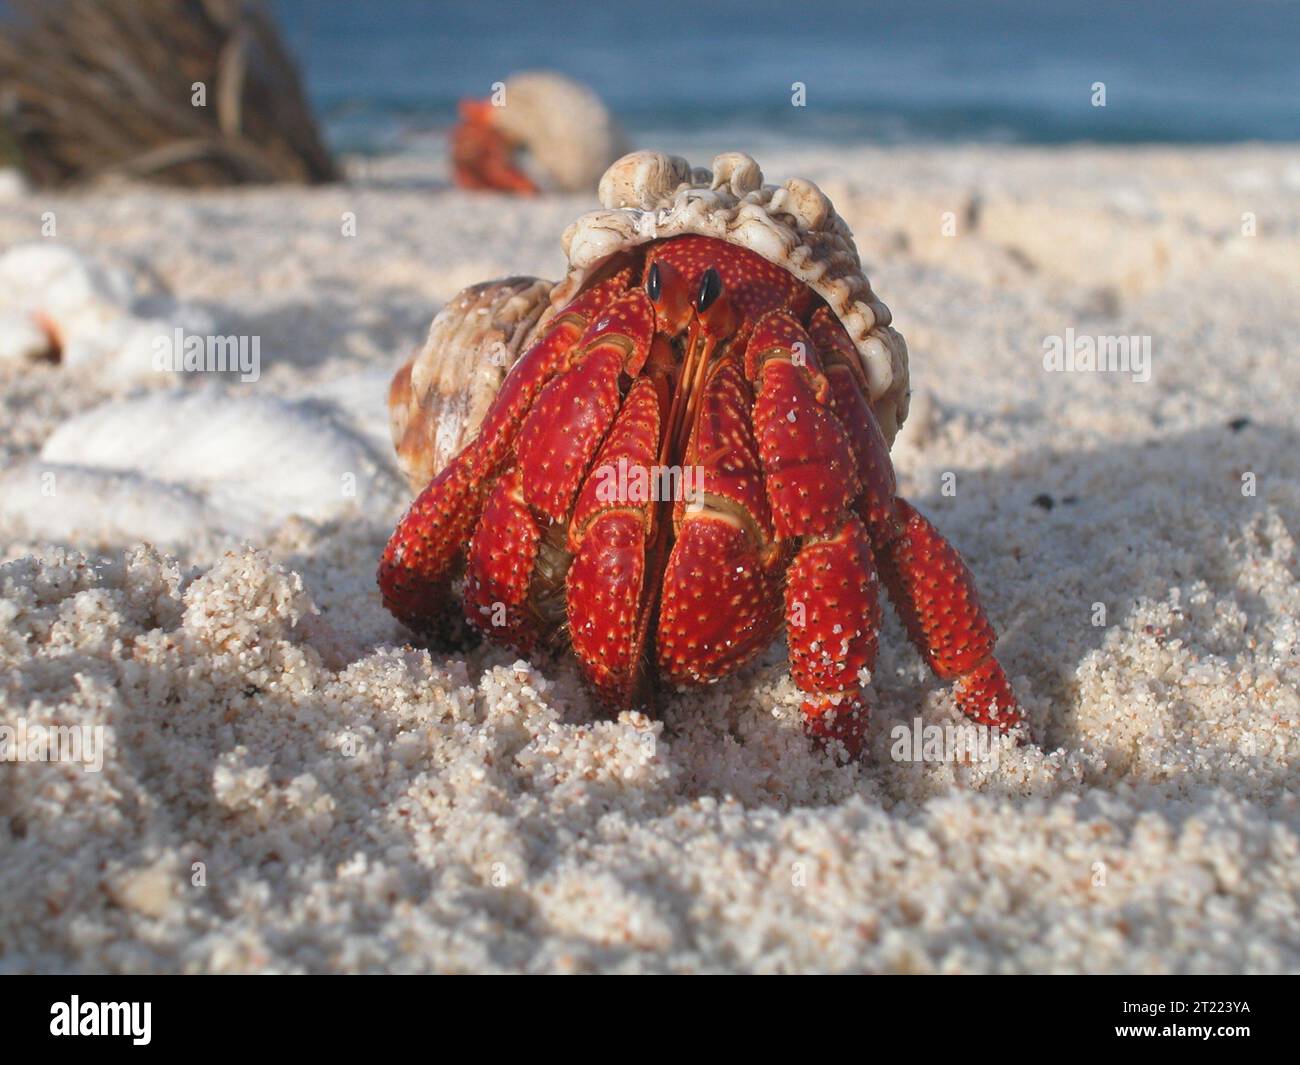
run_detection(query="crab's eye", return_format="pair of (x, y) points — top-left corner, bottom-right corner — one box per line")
(695, 267), (722, 312)
(645, 262), (661, 302)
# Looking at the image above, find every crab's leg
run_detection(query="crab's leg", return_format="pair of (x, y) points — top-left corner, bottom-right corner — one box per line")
(565, 368), (667, 705)
(657, 360), (786, 687)
(745, 310), (879, 754)
(808, 308), (1019, 728)
(514, 289), (655, 521)
(457, 290), (656, 660)
(874, 499), (1017, 726)
(479, 270), (636, 475)
(450, 99), (538, 195)
(377, 271), (632, 633)
(461, 464), (544, 651)
(783, 515), (881, 755)
(378, 454), (491, 635)
(807, 309), (899, 544)
(455, 289), (655, 659)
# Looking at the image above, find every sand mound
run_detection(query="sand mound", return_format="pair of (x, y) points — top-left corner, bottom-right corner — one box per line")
(2, 545), (1295, 973)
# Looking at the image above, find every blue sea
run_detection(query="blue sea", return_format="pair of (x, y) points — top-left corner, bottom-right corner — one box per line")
(273, 0), (1300, 155)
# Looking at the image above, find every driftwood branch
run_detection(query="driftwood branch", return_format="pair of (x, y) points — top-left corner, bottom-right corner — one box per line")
(0, 0), (338, 187)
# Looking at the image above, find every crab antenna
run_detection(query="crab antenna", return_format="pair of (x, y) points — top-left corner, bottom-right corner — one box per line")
(659, 316), (704, 468)
(678, 266), (742, 463)
(677, 331), (721, 462)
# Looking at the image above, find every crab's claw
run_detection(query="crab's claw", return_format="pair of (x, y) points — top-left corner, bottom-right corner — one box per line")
(450, 98), (539, 195)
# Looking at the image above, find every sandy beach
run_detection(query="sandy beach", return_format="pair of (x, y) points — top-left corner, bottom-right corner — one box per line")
(1, 143), (1297, 973)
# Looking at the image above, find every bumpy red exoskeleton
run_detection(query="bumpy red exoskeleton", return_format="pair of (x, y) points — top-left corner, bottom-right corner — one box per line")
(449, 99), (537, 195)
(379, 235), (1019, 756)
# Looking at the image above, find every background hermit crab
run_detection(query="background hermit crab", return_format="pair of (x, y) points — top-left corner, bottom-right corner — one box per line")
(450, 70), (627, 195)
(381, 151), (1019, 756)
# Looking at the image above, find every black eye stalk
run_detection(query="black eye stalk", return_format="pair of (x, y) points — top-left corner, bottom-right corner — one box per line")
(695, 267), (722, 313)
(645, 262), (661, 301)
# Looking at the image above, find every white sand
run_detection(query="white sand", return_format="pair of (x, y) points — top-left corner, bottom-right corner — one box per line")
(0, 145), (1297, 973)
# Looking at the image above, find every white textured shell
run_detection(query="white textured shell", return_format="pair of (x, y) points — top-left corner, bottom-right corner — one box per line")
(390, 151), (910, 491)
(390, 277), (553, 492)
(489, 71), (629, 195)
(554, 150), (911, 443)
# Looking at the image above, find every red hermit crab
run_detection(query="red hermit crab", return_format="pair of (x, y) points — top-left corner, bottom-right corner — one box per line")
(450, 71), (627, 195)
(381, 151), (1019, 755)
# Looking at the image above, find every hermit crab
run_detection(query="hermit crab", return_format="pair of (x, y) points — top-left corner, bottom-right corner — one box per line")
(450, 71), (627, 195)
(381, 150), (1019, 755)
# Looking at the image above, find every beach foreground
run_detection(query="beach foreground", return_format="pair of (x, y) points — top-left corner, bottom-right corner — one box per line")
(1, 144), (1297, 973)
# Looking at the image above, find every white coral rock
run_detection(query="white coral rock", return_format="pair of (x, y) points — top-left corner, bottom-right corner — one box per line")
(0, 243), (212, 379)
(0, 391), (404, 546)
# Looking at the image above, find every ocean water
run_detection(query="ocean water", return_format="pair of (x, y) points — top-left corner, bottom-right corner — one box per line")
(273, 0), (1300, 154)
